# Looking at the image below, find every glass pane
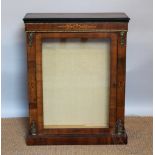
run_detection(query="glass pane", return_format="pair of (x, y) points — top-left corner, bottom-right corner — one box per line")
(42, 39), (110, 128)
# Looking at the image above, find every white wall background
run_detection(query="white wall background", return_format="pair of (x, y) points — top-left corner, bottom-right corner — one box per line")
(1, 0), (153, 117)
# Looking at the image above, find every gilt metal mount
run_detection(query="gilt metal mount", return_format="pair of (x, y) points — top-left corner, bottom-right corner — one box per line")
(30, 120), (37, 135)
(111, 119), (127, 144)
(120, 31), (125, 47)
(28, 32), (34, 47)
(115, 119), (125, 136)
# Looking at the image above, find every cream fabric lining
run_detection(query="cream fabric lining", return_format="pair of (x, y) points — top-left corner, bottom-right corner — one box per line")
(42, 40), (110, 128)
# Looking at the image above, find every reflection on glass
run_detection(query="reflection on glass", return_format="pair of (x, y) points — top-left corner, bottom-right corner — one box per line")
(42, 39), (110, 128)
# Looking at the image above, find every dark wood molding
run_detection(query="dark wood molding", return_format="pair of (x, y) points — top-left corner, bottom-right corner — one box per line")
(23, 13), (130, 23)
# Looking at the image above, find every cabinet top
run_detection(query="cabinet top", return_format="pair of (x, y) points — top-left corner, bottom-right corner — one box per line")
(23, 13), (130, 23)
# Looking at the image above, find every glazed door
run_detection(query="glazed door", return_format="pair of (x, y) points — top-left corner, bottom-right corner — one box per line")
(35, 33), (117, 134)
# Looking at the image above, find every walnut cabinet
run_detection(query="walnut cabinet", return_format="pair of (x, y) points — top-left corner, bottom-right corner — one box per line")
(23, 13), (130, 145)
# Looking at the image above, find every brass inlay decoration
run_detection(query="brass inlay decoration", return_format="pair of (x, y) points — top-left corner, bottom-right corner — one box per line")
(120, 31), (125, 47)
(26, 30), (128, 33)
(30, 120), (37, 135)
(28, 32), (34, 47)
(58, 24), (96, 30)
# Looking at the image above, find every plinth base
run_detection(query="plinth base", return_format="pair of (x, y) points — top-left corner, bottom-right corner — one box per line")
(26, 133), (127, 145)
